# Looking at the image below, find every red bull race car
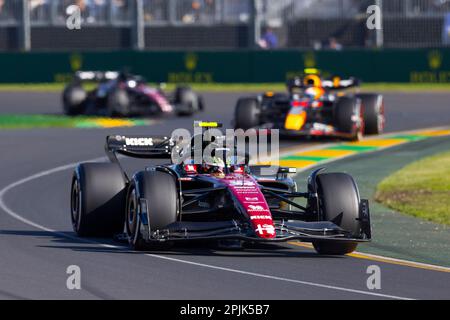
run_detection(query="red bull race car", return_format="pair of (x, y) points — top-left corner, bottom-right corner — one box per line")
(70, 121), (371, 255)
(234, 70), (385, 141)
(62, 71), (204, 117)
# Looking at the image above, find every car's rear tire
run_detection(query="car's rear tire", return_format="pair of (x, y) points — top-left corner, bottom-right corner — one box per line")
(126, 171), (178, 250)
(63, 85), (87, 115)
(333, 97), (363, 141)
(357, 93), (385, 135)
(107, 88), (130, 117)
(71, 163), (126, 237)
(234, 98), (261, 130)
(312, 173), (361, 255)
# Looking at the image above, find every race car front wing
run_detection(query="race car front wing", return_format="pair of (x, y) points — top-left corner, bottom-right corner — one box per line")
(136, 199), (371, 244)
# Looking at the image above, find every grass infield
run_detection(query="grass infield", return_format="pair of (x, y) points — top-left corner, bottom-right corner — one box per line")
(0, 114), (151, 129)
(375, 150), (450, 225)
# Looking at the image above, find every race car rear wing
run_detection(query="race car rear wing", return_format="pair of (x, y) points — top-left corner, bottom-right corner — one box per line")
(73, 71), (119, 82)
(321, 77), (360, 90)
(105, 135), (175, 161)
(287, 76), (360, 91)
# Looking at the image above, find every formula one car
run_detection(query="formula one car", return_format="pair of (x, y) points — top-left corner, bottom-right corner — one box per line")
(70, 121), (371, 255)
(234, 70), (385, 141)
(62, 71), (204, 117)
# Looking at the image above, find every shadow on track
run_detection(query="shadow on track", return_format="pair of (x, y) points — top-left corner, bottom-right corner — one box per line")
(0, 229), (343, 260)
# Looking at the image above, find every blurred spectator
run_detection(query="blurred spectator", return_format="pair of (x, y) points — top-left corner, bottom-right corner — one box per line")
(328, 37), (343, 50)
(69, 0), (88, 21)
(181, 0), (216, 23)
(201, 0), (215, 22)
(54, 0), (110, 24)
(30, 0), (50, 21)
(74, 0), (87, 12)
(144, 0), (168, 22)
(86, 0), (107, 23)
(443, 12), (450, 45)
(112, 0), (130, 22)
(0, 0), (7, 20)
(258, 27), (278, 49)
(0, 0), (14, 21)
(181, 0), (200, 23)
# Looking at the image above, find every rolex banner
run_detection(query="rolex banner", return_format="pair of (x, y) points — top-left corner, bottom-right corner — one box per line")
(0, 49), (449, 83)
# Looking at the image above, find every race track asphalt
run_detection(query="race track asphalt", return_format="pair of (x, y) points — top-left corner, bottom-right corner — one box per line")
(0, 91), (449, 300)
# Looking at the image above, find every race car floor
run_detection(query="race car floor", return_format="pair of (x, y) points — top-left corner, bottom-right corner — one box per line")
(0, 91), (449, 299)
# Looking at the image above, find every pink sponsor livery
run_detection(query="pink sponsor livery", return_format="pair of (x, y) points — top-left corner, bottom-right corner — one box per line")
(219, 174), (275, 239)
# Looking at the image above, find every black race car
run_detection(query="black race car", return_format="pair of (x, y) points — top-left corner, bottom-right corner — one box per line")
(62, 71), (204, 117)
(70, 121), (371, 255)
(234, 70), (385, 141)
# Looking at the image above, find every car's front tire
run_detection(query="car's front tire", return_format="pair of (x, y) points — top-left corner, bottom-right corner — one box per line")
(107, 88), (130, 117)
(126, 171), (178, 250)
(125, 185), (147, 251)
(62, 84), (87, 115)
(312, 173), (361, 255)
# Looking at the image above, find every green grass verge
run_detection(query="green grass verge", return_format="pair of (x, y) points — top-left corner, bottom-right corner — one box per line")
(0, 114), (149, 129)
(0, 114), (83, 128)
(375, 150), (450, 225)
(0, 82), (449, 92)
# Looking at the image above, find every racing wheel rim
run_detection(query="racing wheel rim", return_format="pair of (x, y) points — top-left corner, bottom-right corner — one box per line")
(377, 97), (385, 134)
(126, 188), (138, 240)
(70, 178), (81, 232)
(354, 100), (364, 141)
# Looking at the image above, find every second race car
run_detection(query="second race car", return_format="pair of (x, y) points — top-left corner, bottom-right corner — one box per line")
(62, 71), (204, 117)
(234, 70), (385, 141)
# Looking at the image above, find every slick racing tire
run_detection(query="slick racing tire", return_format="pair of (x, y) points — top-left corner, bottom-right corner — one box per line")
(234, 98), (261, 130)
(312, 173), (361, 255)
(71, 163), (126, 237)
(174, 86), (201, 116)
(334, 97), (363, 141)
(107, 88), (130, 117)
(62, 85), (87, 115)
(356, 93), (385, 135)
(126, 171), (178, 251)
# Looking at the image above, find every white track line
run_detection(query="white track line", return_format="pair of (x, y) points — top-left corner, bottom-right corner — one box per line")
(0, 156), (419, 300)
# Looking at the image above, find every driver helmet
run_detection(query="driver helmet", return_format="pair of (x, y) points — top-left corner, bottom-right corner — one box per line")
(203, 155), (226, 175)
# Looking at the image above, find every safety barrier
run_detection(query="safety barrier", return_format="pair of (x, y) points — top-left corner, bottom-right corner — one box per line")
(0, 48), (449, 83)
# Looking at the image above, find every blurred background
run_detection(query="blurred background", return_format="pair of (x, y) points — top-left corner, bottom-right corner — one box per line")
(0, 0), (449, 83)
(0, 0), (448, 50)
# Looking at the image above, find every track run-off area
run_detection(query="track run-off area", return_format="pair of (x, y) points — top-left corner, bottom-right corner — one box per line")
(0, 91), (449, 299)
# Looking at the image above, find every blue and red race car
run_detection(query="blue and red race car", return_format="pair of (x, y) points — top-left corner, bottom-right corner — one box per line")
(234, 70), (385, 141)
